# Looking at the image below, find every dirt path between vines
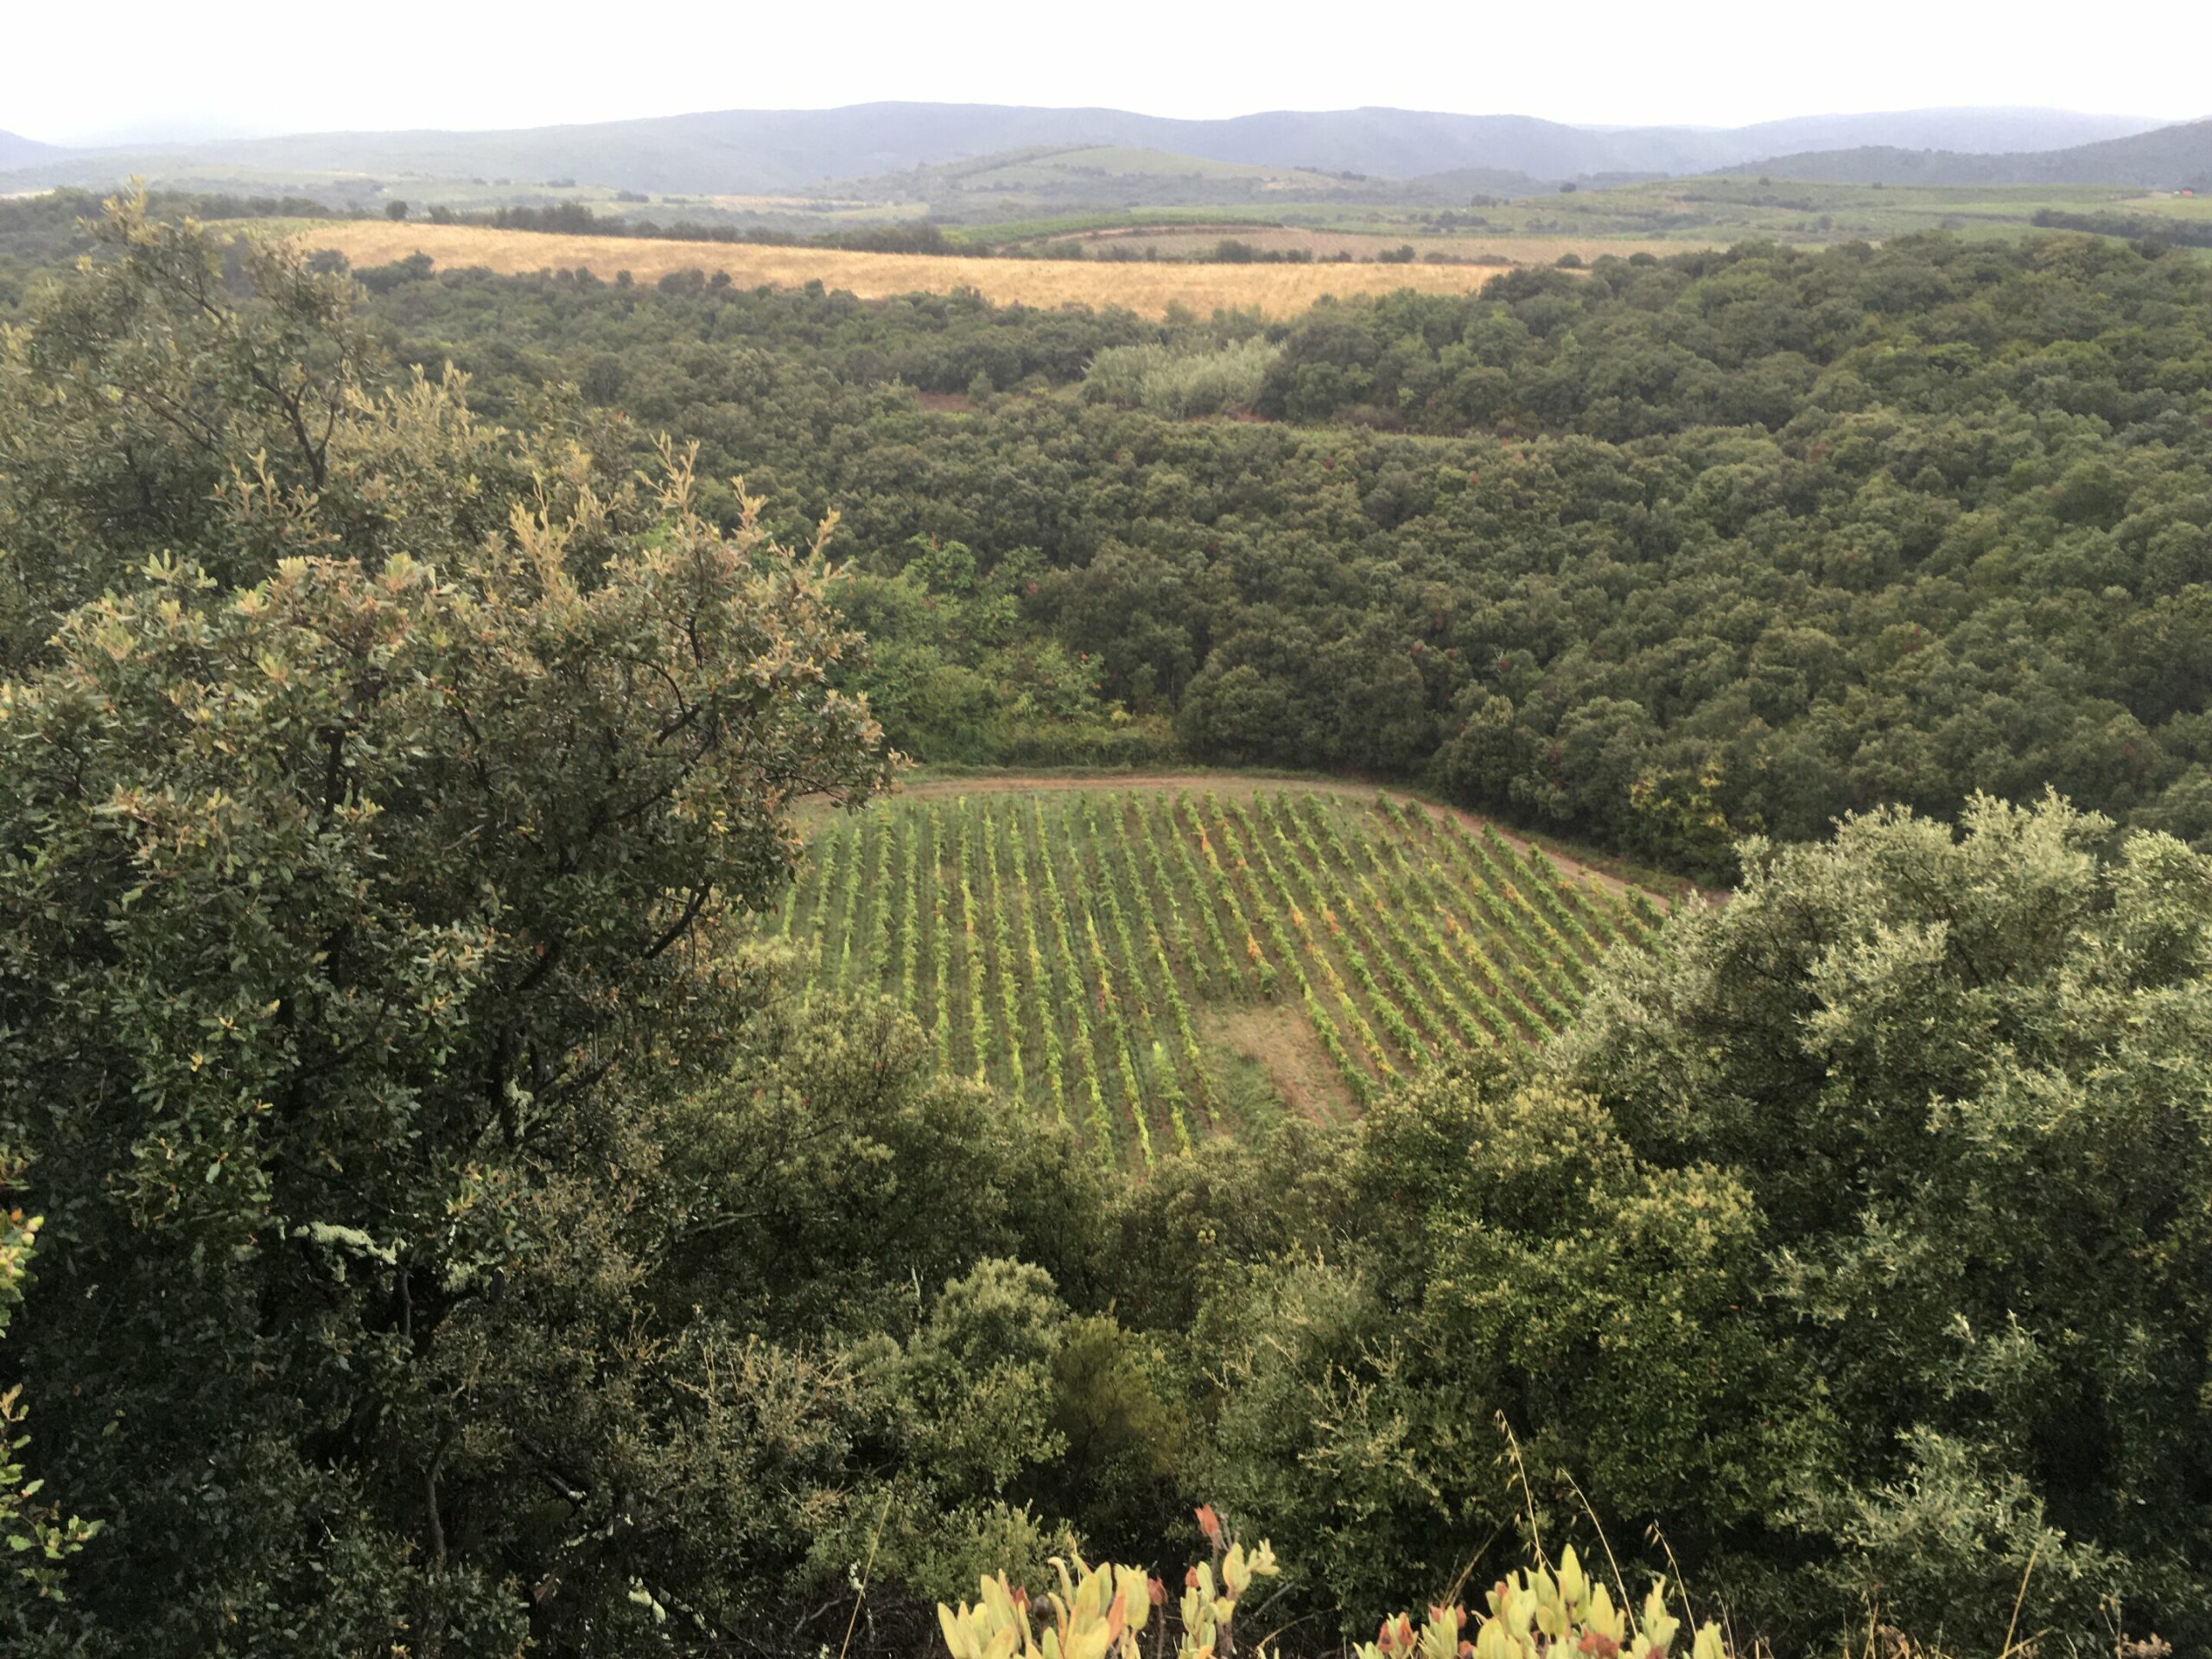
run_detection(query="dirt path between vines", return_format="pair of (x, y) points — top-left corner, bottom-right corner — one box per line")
(887, 770), (1654, 901)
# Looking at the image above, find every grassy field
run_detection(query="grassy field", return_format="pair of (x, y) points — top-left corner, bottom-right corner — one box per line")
(2126, 192), (2212, 222)
(1382, 178), (2183, 244)
(942, 207), (1300, 245)
(1043, 224), (1723, 264)
(278, 218), (1564, 316)
(1001, 180), (2190, 250)
(759, 786), (1660, 1163)
(879, 177), (2212, 260)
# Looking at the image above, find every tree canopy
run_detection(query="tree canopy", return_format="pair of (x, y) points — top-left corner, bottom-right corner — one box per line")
(228, 226), (2212, 880)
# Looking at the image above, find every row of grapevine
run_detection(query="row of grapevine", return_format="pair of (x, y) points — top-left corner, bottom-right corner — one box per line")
(1259, 792), (1452, 1062)
(1083, 798), (1189, 1155)
(981, 810), (1025, 1099)
(1057, 798), (1154, 1166)
(928, 805), (953, 1069)
(1028, 797), (1116, 1159)
(1298, 794), (1502, 1049)
(1376, 797), (1577, 1032)
(1102, 798), (1236, 1129)
(1001, 803), (1066, 1124)
(957, 810), (989, 1084)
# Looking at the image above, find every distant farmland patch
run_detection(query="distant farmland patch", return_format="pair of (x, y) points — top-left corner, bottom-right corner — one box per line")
(276, 219), (1558, 317)
(1042, 224), (1725, 264)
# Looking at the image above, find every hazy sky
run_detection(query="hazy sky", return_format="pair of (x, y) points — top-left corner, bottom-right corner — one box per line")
(7, 0), (2197, 145)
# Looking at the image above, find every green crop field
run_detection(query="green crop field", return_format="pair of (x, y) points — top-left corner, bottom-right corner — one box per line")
(754, 786), (1662, 1164)
(929, 177), (2205, 257)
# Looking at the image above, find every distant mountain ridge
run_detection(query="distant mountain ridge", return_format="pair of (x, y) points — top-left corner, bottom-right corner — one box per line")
(0, 130), (64, 170)
(0, 103), (2178, 196)
(1726, 117), (2212, 188)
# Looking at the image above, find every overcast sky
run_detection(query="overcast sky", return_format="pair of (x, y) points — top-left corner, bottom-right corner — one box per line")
(6, 0), (2198, 145)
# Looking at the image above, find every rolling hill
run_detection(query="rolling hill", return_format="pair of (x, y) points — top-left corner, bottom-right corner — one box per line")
(0, 130), (63, 170)
(825, 143), (1545, 221)
(0, 102), (2177, 199)
(1705, 105), (2169, 159)
(1738, 116), (2212, 188)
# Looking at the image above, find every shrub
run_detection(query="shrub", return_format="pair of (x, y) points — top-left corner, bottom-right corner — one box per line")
(1083, 337), (1284, 419)
(937, 1531), (1726, 1659)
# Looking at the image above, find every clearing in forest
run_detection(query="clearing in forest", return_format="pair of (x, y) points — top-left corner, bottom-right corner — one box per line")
(754, 786), (1662, 1166)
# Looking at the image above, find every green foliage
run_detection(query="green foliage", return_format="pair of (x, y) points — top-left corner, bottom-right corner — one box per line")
(327, 231), (2212, 877)
(1197, 1077), (1786, 1627)
(1185, 795), (2212, 1656)
(1553, 794), (2212, 1647)
(837, 537), (1159, 765)
(0, 196), (998, 1657)
(1083, 337), (1283, 419)
(0, 1154), (99, 1632)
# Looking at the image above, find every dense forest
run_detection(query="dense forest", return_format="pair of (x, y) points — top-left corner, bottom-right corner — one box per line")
(1, 195), (2209, 1659)
(279, 227), (2212, 880)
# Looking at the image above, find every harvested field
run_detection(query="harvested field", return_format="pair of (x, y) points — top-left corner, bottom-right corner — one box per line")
(283, 219), (1562, 318)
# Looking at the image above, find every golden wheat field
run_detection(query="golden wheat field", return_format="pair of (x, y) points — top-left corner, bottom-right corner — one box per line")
(281, 219), (1545, 318)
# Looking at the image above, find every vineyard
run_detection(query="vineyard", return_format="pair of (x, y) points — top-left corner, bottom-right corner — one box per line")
(756, 787), (1663, 1165)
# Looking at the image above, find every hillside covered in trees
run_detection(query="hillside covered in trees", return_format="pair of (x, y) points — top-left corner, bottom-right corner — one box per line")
(1, 195), (2209, 1659)
(285, 226), (2212, 880)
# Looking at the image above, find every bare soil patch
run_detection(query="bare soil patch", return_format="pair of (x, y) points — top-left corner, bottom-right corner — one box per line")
(1200, 1003), (1348, 1126)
